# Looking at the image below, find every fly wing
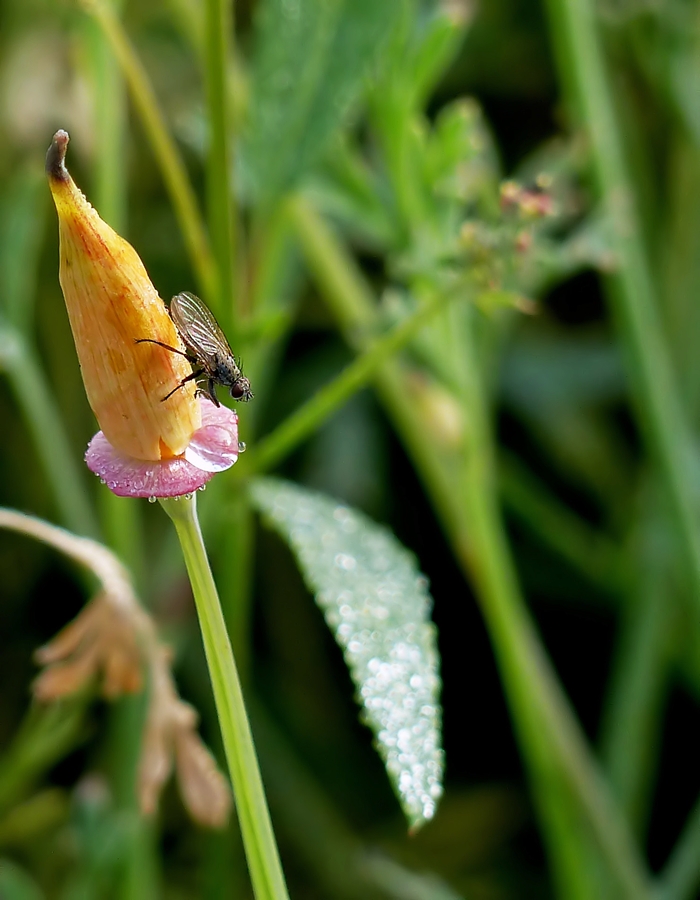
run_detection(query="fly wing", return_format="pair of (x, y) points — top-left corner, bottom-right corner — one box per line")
(169, 292), (233, 360)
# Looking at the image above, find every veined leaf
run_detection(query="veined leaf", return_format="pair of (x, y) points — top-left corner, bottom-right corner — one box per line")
(244, 0), (403, 206)
(250, 476), (444, 830)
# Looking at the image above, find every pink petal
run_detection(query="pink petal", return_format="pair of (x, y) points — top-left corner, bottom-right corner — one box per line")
(85, 399), (240, 499)
(184, 403), (240, 472)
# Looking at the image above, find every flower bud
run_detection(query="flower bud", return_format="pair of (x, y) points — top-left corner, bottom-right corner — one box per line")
(46, 130), (200, 461)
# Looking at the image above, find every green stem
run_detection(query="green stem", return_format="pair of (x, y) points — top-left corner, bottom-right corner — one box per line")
(288, 195), (466, 544)
(84, 0), (217, 303)
(599, 545), (672, 837)
(204, 0), (237, 325)
(242, 287), (454, 476)
(456, 306), (645, 899)
(498, 452), (622, 597)
(544, 0), (700, 612)
(290, 196), (652, 899)
(160, 494), (289, 900)
(88, 0), (127, 237)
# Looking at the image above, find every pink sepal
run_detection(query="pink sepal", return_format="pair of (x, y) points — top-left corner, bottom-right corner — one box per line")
(86, 399), (239, 498)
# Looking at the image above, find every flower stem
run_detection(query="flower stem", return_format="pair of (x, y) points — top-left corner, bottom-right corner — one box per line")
(160, 494), (289, 900)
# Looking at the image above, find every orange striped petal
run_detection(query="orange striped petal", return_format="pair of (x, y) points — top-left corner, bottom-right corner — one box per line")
(46, 130), (201, 461)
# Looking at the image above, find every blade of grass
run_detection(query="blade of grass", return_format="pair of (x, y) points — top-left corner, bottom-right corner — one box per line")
(660, 136), (700, 415)
(83, 0), (217, 303)
(498, 452), (622, 598)
(544, 0), (700, 618)
(0, 700), (88, 815)
(1, 334), (98, 539)
(599, 551), (673, 837)
(87, 7), (127, 241)
(289, 194), (653, 899)
(0, 171), (46, 336)
(454, 300), (616, 899)
(204, 0), (237, 326)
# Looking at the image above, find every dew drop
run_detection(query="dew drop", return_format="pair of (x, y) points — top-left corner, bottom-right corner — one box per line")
(238, 441), (247, 453)
(198, 484), (207, 492)
(99, 479), (106, 485)
(148, 496), (157, 504)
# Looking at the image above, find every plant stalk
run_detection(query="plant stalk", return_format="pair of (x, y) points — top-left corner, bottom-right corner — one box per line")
(544, 0), (700, 615)
(160, 494), (289, 900)
(241, 286), (455, 476)
(204, 0), (237, 325)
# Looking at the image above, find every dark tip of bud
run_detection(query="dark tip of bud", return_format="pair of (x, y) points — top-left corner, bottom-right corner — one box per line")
(46, 130), (70, 181)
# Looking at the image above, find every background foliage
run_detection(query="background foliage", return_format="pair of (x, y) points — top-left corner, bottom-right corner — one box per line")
(2, 0), (700, 898)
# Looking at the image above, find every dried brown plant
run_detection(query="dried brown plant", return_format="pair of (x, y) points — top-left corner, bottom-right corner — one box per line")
(0, 508), (231, 828)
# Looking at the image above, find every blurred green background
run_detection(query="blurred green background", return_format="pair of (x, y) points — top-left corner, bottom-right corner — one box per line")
(3, 0), (700, 897)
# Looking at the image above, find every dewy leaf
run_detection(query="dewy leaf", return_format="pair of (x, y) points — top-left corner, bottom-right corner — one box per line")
(250, 476), (444, 830)
(244, 0), (402, 205)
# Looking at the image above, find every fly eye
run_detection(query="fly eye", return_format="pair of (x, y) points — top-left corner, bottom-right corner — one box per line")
(230, 383), (246, 400)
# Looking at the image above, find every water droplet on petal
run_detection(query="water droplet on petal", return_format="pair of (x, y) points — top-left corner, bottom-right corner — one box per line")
(238, 441), (247, 453)
(148, 496), (157, 504)
(99, 478), (106, 485)
(198, 484), (207, 492)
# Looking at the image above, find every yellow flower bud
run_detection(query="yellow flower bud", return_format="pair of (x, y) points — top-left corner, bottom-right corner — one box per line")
(46, 130), (201, 461)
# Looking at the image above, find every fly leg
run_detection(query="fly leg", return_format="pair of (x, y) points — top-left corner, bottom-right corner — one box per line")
(134, 338), (190, 359)
(162, 369), (203, 402)
(194, 378), (220, 408)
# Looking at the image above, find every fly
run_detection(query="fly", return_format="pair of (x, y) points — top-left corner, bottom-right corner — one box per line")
(136, 291), (253, 407)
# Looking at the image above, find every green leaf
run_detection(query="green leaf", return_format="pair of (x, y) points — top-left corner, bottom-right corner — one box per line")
(244, 0), (403, 206)
(404, 4), (471, 108)
(250, 476), (444, 830)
